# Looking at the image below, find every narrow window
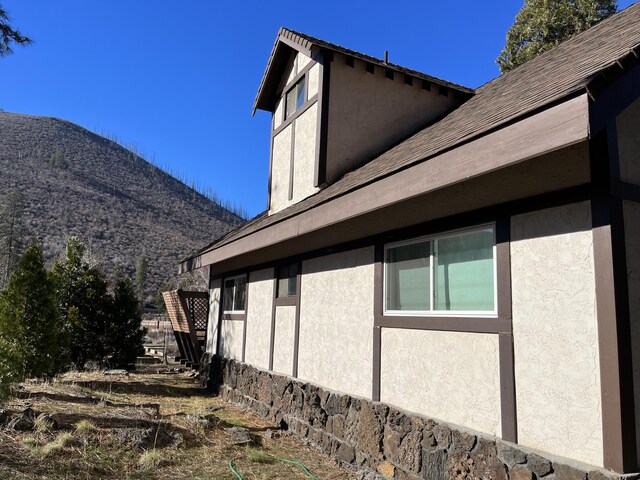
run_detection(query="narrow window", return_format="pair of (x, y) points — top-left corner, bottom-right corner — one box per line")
(384, 226), (496, 316)
(223, 274), (247, 313)
(277, 263), (298, 298)
(285, 77), (306, 120)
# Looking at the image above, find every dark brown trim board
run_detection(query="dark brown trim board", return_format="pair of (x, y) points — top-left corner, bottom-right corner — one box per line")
(590, 124), (637, 473)
(292, 263), (302, 378)
(269, 276), (277, 371)
(372, 243), (384, 402)
(315, 52), (331, 187)
(242, 275), (250, 363)
(499, 333), (517, 443)
(374, 316), (510, 334)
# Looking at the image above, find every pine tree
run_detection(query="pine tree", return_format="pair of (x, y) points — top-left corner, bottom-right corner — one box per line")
(105, 275), (146, 369)
(0, 242), (66, 379)
(135, 255), (147, 298)
(52, 237), (110, 369)
(0, 336), (21, 400)
(0, 4), (31, 58)
(0, 190), (26, 288)
(497, 0), (617, 73)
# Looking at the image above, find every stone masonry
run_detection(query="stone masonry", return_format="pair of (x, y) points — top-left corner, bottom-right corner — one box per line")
(208, 356), (637, 480)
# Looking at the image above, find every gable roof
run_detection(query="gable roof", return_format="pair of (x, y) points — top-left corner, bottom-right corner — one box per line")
(253, 27), (474, 114)
(186, 2), (640, 270)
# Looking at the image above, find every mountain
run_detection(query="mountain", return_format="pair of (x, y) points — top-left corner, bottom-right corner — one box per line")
(0, 111), (244, 300)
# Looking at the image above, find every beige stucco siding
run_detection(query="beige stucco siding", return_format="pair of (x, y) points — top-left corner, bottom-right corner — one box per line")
(273, 97), (283, 130)
(308, 63), (320, 98)
(298, 247), (374, 398)
(617, 97), (640, 186)
(220, 320), (244, 361)
(272, 305), (296, 376)
(244, 268), (274, 370)
(206, 279), (221, 354)
(270, 125), (292, 214)
(292, 103), (319, 203)
(297, 52), (311, 72)
(286, 53), (297, 85)
(624, 200), (640, 464)
(380, 330), (501, 436)
(511, 201), (602, 467)
(325, 54), (460, 184)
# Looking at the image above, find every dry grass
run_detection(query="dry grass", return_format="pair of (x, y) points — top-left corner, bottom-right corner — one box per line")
(0, 366), (355, 479)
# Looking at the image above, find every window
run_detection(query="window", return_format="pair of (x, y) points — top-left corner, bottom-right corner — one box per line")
(384, 226), (496, 316)
(277, 263), (298, 298)
(223, 274), (247, 314)
(285, 77), (306, 119)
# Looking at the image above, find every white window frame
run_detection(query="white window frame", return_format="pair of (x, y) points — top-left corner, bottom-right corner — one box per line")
(383, 224), (498, 318)
(223, 274), (247, 315)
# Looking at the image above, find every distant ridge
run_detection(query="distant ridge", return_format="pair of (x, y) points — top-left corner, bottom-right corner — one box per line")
(0, 111), (244, 299)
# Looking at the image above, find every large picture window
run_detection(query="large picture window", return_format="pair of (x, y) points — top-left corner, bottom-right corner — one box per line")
(223, 274), (247, 314)
(384, 226), (496, 316)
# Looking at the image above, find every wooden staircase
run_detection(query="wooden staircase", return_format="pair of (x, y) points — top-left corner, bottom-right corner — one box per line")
(162, 290), (209, 369)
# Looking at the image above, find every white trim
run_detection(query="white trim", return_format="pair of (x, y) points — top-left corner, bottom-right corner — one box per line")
(383, 223), (497, 317)
(223, 274), (247, 314)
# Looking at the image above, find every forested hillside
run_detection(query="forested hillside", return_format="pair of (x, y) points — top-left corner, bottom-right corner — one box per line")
(0, 111), (244, 301)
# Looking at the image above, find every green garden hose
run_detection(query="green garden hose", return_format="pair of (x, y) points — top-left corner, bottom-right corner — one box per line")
(228, 456), (320, 479)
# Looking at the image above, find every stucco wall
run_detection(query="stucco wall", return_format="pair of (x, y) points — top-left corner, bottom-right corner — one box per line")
(274, 97), (283, 130)
(244, 268), (274, 370)
(272, 305), (296, 376)
(624, 200), (640, 464)
(511, 201), (602, 467)
(270, 124), (292, 213)
(220, 319), (244, 361)
(308, 63), (320, 98)
(380, 329), (501, 436)
(298, 246), (374, 398)
(617, 97), (640, 186)
(292, 103), (318, 203)
(326, 54), (461, 184)
(206, 279), (221, 354)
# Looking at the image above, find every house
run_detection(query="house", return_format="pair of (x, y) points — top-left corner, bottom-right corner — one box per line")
(180, 4), (640, 478)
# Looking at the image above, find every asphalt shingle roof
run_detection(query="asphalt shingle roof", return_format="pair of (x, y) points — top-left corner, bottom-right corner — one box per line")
(189, 2), (640, 264)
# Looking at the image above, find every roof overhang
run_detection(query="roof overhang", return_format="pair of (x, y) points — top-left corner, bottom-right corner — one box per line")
(181, 93), (590, 274)
(253, 31), (317, 114)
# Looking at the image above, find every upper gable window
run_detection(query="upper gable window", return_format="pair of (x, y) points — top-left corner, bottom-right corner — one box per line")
(285, 77), (306, 119)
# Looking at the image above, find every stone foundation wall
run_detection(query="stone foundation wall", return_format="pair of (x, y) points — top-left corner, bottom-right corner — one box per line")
(209, 356), (633, 480)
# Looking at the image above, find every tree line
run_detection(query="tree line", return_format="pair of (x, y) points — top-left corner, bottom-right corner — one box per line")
(0, 236), (146, 400)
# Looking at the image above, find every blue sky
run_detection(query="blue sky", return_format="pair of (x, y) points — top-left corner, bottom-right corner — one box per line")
(0, 1), (635, 217)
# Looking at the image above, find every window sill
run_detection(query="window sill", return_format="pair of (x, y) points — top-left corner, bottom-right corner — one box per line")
(375, 315), (510, 334)
(274, 296), (297, 306)
(222, 313), (246, 321)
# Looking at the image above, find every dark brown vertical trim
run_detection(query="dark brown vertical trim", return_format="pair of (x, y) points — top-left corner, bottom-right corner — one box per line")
(292, 262), (302, 378)
(499, 333), (517, 443)
(242, 273), (250, 363)
(495, 217), (517, 443)
(372, 326), (381, 402)
(315, 52), (331, 187)
(216, 277), (225, 357)
(372, 242), (384, 402)
(288, 121), (296, 201)
(268, 276), (277, 371)
(590, 122), (637, 473)
(496, 218), (512, 321)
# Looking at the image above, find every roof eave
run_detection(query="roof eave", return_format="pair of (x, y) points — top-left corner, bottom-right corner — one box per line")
(181, 93), (590, 274)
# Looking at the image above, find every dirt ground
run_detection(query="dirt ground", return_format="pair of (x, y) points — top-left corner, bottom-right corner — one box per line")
(0, 366), (356, 480)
